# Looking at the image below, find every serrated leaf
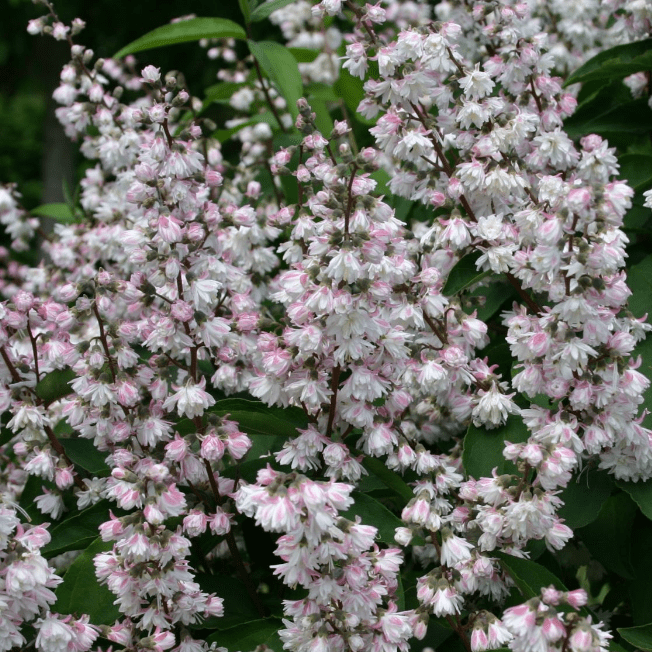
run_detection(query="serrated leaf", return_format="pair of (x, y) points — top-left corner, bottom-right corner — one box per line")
(54, 537), (120, 625)
(618, 623), (652, 651)
(462, 416), (529, 479)
(114, 18), (247, 58)
(31, 203), (81, 224)
(248, 40), (303, 121)
(342, 491), (404, 545)
(251, 0), (297, 22)
(362, 456), (414, 503)
(206, 618), (283, 649)
(497, 552), (567, 599)
(60, 439), (110, 475)
(34, 368), (76, 403)
(566, 38), (652, 86)
(443, 251), (490, 296)
(558, 467), (613, 529)
(42, 500), (112, 558)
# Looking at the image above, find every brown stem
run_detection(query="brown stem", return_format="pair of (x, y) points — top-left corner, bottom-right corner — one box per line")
(26, 315), (41, 383)
(250, 51), (287, 133)
(505, 273), (543, 315)
(529, 77), (543, 114)
(162, 118), (175, 149)
(326, 365), (342, 438)
(0, 346), (22, 384)
(44, 425), (86, 490)
(423, 313), (449, 346)
(344, 165), (358, 235)
(92, 303), (117, 383)
(202, 458), (266, 617)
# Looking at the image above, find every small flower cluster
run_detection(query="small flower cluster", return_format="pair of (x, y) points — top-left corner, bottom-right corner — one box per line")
(0, 501), (98, 652)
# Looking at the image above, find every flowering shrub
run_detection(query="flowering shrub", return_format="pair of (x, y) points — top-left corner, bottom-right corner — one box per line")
(2, 0), (652, 651)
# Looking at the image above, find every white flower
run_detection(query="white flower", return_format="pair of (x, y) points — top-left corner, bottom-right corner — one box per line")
(163, 377), (216, 418)
(472, 385), (520, 428)
(459, 65), (495, 99)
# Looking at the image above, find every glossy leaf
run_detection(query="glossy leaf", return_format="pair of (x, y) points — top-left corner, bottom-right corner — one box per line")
(206, 618), (283, 649)
(362, 456), (414, 502)
(462, 416), (529, 479)
(558, 467), (613, 529)
(342, 491), (404, 545)
(627, 254), (652, 319)
(566, 38), (652, 86)
(238, 0), (252, 22)
(251, 0), (297, 22)
(114, 18), (247, 58)
(497, 552), (567, 599)
(564, 98), (652, 137)
(54, 537), (121, 625)
(34, 368), (76, 403)
(618, 623), (652, 651)
(248, 40), (303, 121)
(60, 438), (110, 475)
(31, 203), (80, 224)
(42, 500), (112, 558)
(443, 251), (490, 296)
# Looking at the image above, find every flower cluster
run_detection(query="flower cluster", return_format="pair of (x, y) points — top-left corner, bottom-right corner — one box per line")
(0, 0), (650, 651)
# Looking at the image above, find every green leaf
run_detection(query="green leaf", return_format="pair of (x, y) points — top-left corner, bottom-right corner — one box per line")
(578, 492), (637, 579)
(443, 252), (490, 296)
(565, 98), (652, 137)
(469, 280), (515, 322)
(215, 111), (277, 142)
(558, 467), (613, 529)
(619, 153), (652, 193)
(290, 48), (321, 64)
(238, 0), (252, 22)
(31, 203), (80, 224)
(114, 18), (247, 58)
(60, 439), (110, 475)
(54, 537), (121, 625)
(497, 552), (567, 599)
(206, 618), (283, 649)
(462, 416), (529, 479)
(566, 38), (652, 86)
(192, 573), (260, 629)
(627, 254), (652, 318)
(34, 368), (76, 403)
(334, 66), (374, 125)
(42, 500), (112, 558)
(211, 398), (307, 439)
(362, 456), (414, 503)
(251, 0), (297, 22)
(19, 474), (53, 524)
(342, 491), (403, 545)
(617, 479), (652, 521)
(248, 40), (303, 121)
(310, 98), (334, 140)
(618, 623), (652, 651)
(204, 81), (244, 106)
